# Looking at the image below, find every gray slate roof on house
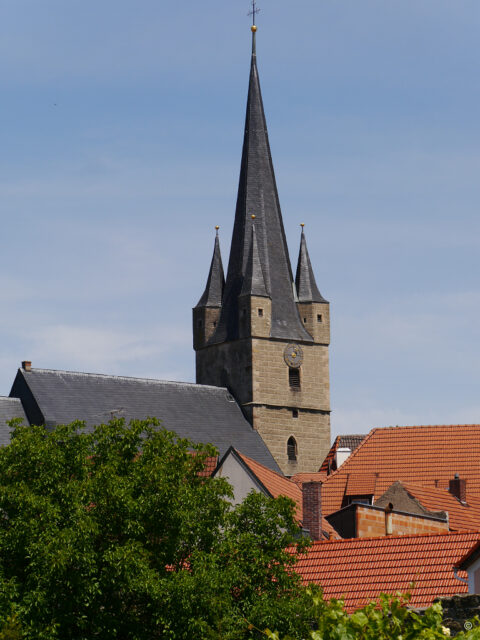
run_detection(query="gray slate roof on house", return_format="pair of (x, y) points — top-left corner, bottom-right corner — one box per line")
(9, 368), (281, 472)
(211, 33), (312, 344)
(0, 397), (28, 446)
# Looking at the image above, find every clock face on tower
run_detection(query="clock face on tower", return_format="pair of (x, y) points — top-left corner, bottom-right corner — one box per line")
(284, 343), (303, 368)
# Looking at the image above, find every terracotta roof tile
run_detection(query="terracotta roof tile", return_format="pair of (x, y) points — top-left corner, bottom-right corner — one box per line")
(345, 473), (377, 496)
(291, 472), (327, 485)
(319, 435), (366, 473)
(236, 451), (339, 539)
(322, 425), (480, 517)
(294, 531), (480, 611)
(398, 481), (480, 531)
(197, 456), (218, 477)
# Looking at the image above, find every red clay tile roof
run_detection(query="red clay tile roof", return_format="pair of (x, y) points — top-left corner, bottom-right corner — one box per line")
(322, 424), (480, 517)
(294, 531), (480, 611)
(236, 451), (338, 539)
(345, 473), (377, 496)
(319, 435), (366, 473)
(398, 481), (480, 532)
(197, 455), (218, 477)
(291, 472), (328, 485)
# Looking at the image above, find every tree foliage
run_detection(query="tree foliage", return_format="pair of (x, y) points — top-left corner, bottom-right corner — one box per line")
(0, 418), (313, 639)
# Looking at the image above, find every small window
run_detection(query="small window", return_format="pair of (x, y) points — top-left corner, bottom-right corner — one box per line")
(289, 367), (301, 391)
(197, 319), (203, 329)
(258, 308), (263, 317)
(213, 321), (217, 327)
(347, 495), (373, 506)
(287, 436), (297, 461)
(292, 409), (298, 419)
(317, 314), (323, 323)
(242, 308), (247, 316)
(303, 317), (307, 323)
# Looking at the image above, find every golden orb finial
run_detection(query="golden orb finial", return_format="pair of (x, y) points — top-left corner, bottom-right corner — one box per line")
(251, 25), (257, 32)
(215, 225), (220, 230)
(251, 214), (256, 220)
(300, 223), (305, 228)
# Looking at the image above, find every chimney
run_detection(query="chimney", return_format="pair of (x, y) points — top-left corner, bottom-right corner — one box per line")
(449, 473), (467, 504)
(302, 481), (322, 541)
(21, 361), (32, 372)
(335, 447), (351, 469)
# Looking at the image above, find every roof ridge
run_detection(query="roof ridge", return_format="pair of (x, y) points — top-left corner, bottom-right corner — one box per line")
(21, 368), (231, 393)
(377, 423), (480, 430)
(322, 427), (378, 482)
(306, 529), (480, 547)
(238, 449), (290, 483)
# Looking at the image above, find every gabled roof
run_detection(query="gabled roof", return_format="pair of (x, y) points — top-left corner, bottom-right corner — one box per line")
(295, 228), (327, 303)
(377, 480), (480, 532)
(212, 30), (311, 343)
(294, 531), (480, 611)
(195, 231), (225, 308)
(0, 397), (28, 446)
(319, 434), (366, 474)
(9, 367), (280, 471)
(230, 449), (338, 539)
(321, 425), (480, 516)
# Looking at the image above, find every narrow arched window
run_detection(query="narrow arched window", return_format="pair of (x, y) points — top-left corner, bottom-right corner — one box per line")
(287, 436), (297, 462)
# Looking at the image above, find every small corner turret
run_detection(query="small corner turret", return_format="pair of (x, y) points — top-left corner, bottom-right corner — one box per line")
(193, 227), (224, 350)
(295, 225), (330, 346)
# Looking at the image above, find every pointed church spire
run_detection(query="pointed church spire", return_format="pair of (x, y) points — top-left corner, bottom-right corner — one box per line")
(295, 225), (328, 303)
(240, 218), (268, 297)
(195, 227), (225, 308)
(213, 24), (311, 342)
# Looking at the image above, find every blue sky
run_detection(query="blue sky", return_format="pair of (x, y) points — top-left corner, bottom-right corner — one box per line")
(2, 0), (479, 439)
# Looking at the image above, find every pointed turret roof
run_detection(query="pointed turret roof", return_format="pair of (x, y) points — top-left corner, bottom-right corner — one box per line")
(213, 27), (311, 343)
(196, 230), (225, 308)
(240, 223), (268, 297)
(295, 228), (328, 303)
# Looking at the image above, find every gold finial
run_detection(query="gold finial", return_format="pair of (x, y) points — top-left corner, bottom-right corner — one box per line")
(251, 214), (256, 220)
(300, 223), (305, 228)
(215, 225), (220, 230)
(251, 25), (257, 32)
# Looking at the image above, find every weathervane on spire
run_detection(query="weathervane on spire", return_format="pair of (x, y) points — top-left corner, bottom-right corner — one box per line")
(248, 0), (260, 26)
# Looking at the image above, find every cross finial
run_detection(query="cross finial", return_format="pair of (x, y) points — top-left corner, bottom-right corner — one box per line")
(248, 0), (260, 26)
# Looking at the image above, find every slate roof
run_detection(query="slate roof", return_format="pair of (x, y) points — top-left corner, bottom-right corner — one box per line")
(321, 425), (480, 516)
(0, 397), (28, 446)
(9, 367), (281, 472)
(319, 434), (366, 473)
(233, 449), (338, 539)
(295, 229), (327, 303)
(212, 30), (312, 343)
(240, 225), (268, 298)
(196, 231), (225, 308)
(294, 531), (480, 611)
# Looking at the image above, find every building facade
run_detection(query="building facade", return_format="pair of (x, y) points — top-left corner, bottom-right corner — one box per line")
(193, 25), (331, 474)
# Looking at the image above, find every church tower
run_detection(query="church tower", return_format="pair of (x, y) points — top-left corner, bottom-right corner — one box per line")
(193, 22), (330, 474)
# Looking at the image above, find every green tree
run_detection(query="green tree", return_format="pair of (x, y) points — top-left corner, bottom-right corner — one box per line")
(0, 418), (313, 640)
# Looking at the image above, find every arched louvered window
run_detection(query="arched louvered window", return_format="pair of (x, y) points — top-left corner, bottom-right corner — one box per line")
(287, 436), (297, 462)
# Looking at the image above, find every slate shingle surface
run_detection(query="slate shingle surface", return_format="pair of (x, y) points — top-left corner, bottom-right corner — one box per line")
(0, 397), (28, 446)
(9, 368), (280, 471)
